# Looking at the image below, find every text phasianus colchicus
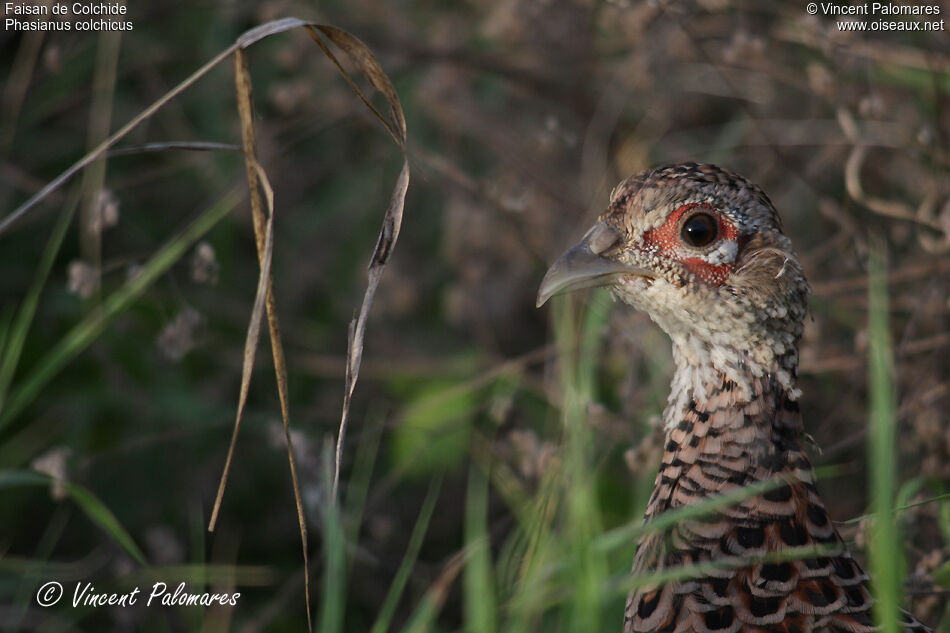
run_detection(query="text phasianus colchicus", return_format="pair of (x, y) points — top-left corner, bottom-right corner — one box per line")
(536, 163), (931, 633)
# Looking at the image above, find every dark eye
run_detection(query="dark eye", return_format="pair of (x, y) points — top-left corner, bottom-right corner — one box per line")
(681, 213), (718, 248)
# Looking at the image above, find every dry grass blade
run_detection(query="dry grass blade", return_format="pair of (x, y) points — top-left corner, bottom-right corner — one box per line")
(333, 161), (409, 500)
(0, 43), (237, 236)
(844, 143), (941, 232)
(206, 156), (275, 537)
(0, 17), (399, 237)
(302, 27), (411, 501)
(104, 141), (241, 158)
(235, 16), (308, 48)
(206, 45), (313, 631)
(837, 109), (943, 240)
(305, 26), (407, 148)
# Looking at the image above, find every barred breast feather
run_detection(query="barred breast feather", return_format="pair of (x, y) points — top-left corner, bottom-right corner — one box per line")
(623, 377), (928, 633)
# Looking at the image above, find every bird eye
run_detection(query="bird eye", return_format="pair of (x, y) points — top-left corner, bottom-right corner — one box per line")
(680, 213), (718, 248)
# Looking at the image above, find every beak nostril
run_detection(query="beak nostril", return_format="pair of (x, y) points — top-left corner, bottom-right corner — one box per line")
(536, 222), (652, 308)
(587, 223), (622, 256)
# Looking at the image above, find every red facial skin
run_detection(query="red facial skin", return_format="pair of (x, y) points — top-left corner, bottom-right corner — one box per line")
(640, 203), (742, 286)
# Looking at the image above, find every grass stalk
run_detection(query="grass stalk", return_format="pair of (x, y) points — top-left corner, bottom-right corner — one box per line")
(464, 465), (497, 633)
(0, 190), (78, 411)
(867, 239), (901, 633)
(370, 474), (443, 633)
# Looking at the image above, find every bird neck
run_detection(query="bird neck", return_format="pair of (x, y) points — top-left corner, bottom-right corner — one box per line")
(648, 368), (810, 517)
(662, 333), (802, 431)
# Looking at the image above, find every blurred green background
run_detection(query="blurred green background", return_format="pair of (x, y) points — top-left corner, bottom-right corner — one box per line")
(1, 0), (948, 631)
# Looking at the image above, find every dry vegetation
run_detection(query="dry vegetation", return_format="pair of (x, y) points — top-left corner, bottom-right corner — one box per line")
(1, 0), (948, 631)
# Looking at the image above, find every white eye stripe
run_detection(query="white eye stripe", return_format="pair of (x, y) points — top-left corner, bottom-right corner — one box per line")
(698, 240), (738, 265)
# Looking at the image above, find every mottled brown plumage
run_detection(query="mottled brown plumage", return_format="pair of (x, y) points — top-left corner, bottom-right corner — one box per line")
(537, 163), (930, 633)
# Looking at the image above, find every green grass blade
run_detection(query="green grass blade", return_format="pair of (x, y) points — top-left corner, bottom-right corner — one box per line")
(515, 542), (841, 611)
(611, 543), (843, 597)
(464, 465), (497, 633)
(0, 469), (146, 565)
(0, 190), (240, 430)
(398, 553), (466, 633)
(0, 305), (14, 365)
(399, 593), (441, 633)
(64, 482), (147, 565)
(9, 504), (70, 631)
(867, 241), (901, 633)
(320, 436), (347, 633)
(0, 194), (77, 410)
(370, 473), (443, 633)
(320, 499), (346, 633)
(500, 466), (560, 633)
(565, 289), (609, 631)
(576, 288), (610, 397)
(593, 475), (787, 553)
(843, 492), (950, 525)
(344, 415), (384, 573)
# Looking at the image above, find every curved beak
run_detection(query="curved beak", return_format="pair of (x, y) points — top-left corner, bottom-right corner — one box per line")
(536, 223), (653, 308)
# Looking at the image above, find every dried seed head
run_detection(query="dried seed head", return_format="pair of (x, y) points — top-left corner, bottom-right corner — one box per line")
(31, 447), (72, 501)
(67, 260), (99, 299)
(190, 241), (219, 285)
(88, 189), (120, 233)
(157, 307), (203, 362)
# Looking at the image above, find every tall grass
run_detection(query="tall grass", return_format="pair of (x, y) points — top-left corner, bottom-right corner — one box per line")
(345, 262), (931, 633)
(360, 291), (632, 633)
(867, 241), (902, 633)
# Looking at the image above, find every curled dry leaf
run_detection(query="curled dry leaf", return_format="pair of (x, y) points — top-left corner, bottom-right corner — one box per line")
(300, 24), (412, 501)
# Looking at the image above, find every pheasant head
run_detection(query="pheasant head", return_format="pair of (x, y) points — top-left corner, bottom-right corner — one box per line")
(538, 162), (809, 411)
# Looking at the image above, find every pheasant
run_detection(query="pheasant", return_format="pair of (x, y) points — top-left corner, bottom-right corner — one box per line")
(536, 163), (931, 633)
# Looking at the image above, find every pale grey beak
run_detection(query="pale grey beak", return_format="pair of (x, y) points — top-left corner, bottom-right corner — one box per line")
(536, 223), (653, 307)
